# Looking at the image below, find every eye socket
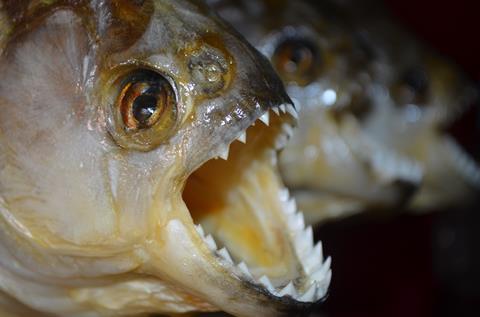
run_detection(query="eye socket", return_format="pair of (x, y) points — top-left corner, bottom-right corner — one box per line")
(392, 67), (430, 106)
(107, 68), (178, 151)
(272, 38), (321, 85)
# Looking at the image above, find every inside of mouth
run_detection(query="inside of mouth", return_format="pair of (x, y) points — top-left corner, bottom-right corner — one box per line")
(182, 111), (300, 287)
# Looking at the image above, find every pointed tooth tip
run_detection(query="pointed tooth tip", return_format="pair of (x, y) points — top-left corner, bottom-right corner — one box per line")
(277, 282), (297, 298)
(279, 104), (287, 113)
(237, 261), (252, 278)
(219, 147), (230, 160)
(298, 284), (317, 302)
(195, 224), (205, 237)
(204, 234), (217, 251)
(218, 247), (233, 264)
(259, 112), (270, 125)
(272, 107), (280, 116)
(237, 131), (247, 143)
(286, 104), (299, 119)
(258, 275), (274, 292)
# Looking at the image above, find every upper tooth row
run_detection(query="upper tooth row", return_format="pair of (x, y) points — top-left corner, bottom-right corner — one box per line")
(193, 188), (331, 303)
(216, 103), (297, 160)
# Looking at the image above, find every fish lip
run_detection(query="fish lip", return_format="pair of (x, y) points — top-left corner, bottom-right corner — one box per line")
(177, 99), (332, 310)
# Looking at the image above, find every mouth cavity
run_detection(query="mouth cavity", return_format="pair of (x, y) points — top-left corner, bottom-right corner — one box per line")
(182, 104), (331, 303)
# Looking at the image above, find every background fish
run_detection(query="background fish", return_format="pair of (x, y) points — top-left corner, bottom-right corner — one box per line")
(210, 0), (479, 225)
(0, 1), (330, 316)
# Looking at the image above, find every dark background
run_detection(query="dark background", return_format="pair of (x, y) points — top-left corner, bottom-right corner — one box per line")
(316, 2), (480, 317)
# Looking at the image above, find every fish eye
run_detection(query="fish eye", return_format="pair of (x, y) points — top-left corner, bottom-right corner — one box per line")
(107, 68), (178, 151)
(272, 38), (321, 85)
(119, 70), (175, 130)
(402, 67), (429, 96)
(392, 67), (430, 106)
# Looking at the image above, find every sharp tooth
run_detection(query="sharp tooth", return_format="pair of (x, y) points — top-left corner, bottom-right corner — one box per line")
(311, 256), (331, 282)
(303, 242), (323, 274)
(283, 198), (297, 215)
(279, 104), (286, 113)
(237, 131), (247, 143)
(272, 107), (280, 116)
(219, 146), (230, 160)
(286, 104), (298, 119)
(195, 224), (205, 237)
(218, 247), (233, 264)
(277, 282), (297, 298)
(278, 188), (290, 202)
(320, 269), (332, 296)
(259, 112), (270, 126)
(295, 226), (314, 256)
(237, 262), (252, 278)
(282, 124), (294, 139)
(204, 234), (217, 251)
(288, 212), (305, 233)
(258, 275), (275, 293)
(299, 284), (317, 302)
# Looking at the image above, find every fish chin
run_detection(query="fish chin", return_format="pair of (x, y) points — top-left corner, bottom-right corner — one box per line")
(143, 105), (331, 316)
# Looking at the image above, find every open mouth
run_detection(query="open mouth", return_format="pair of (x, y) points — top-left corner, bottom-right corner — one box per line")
(182, 103), (331, 303)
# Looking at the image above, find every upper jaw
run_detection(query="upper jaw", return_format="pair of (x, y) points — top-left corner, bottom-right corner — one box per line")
(144, 101), (331, 316)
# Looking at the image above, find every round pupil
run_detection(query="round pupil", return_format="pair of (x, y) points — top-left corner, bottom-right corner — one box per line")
(403, 67), (429, 95)
(290, 44), (312, 65)
(132, 93), (158, 124)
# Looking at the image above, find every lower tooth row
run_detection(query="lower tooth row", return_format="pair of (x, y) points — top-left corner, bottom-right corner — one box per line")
(194, 221), (329, 302)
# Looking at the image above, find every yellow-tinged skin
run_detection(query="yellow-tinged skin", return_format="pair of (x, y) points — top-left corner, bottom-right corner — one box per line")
(0, 0), (331, 316)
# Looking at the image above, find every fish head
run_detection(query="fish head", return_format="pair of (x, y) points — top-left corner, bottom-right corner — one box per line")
(0, 0), (330, 316)
(211, 0), (423, 224)
(337, 7), (480, 210)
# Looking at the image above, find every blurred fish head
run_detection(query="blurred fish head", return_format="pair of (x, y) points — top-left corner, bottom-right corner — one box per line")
(343, 12), (480, 210)
(0, 0), (331, 316)
(211, 0), (423, 224)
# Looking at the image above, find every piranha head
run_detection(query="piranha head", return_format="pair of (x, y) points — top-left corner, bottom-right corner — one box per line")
(209, 0), (423, 224)
(0, 0), (330, 316)
(324, 0), (480, 211)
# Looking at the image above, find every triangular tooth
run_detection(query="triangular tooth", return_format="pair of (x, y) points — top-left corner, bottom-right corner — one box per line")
(259, 112), (270, 126)
(288, 212), (305, 232)
(272, 107), (280, 116)
(219, 146), (230, 160)
(218, 247), (233, 264)
(237, 262), (252, 278)
(316, 269), (332, 300)
(279, 104), (287, 113)
(237, 131), (247, 143)
(195, 224), (205, 237)
(295, 226), (313, 256)
(277, 282), (297, 298)
(302, 243), (323, 274)
(283, 198), (297, 215)
(298, 284), (317, 302)
(278, 188), (290, 202)
(258, 275), (275, 292)
(311, 256), (331, 282)
(286, 104), (298, 119)
(204, 234), (217, 251)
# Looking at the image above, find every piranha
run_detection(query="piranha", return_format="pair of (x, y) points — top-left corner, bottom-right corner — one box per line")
(210, 0), (479, 225)
(0, 1), (331, 316)
(209, 0), (424, 225)
(318, 0), (480, 212)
